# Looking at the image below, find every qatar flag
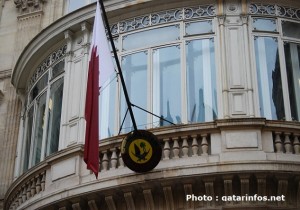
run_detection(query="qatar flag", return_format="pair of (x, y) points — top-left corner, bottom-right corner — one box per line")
(84, 0), (115, 178)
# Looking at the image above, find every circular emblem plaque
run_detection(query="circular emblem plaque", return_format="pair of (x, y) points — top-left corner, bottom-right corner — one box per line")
(121, 130), (162, 173)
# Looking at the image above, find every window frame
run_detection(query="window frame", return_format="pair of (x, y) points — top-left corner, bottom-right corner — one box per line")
(250, 16), (300, 121)
(103, 17), (220, 136)
(65, 0), (96, 14)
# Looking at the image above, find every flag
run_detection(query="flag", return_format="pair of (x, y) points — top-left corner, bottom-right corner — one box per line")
(84, 0), (115, 178)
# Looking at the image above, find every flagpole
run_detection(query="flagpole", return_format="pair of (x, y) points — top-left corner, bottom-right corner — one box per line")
(97, 0), (138, 131)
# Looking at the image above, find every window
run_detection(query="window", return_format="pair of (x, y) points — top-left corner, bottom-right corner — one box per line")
(66, 0), (96, 13)
(120, 51), (148, 132)
(100, 16), (218, 137)
(254, 37), (284, 120)
(22, 55), (65, 172)
(252, 18), (300, 121)
(153, 45), (181, 126)
(99, 75), (117, 139)
(45, 78), (64, 156)
(186, 38), (217, 122)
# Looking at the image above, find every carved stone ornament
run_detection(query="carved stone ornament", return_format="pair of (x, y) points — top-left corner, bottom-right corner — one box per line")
(0, 90), (4, 103)
(14, 0), (47, 14)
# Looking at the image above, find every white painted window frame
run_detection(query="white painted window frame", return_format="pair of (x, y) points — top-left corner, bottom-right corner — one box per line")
(112, 18), (219, 135)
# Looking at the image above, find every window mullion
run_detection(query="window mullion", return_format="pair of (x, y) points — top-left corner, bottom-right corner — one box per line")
(114, 60), (120, 136)
(147, 49), (152, 129)
(181, 40), (187, 124)
(116, 54), (122, 134)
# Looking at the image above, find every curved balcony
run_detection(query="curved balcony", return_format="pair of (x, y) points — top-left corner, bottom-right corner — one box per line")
(4, 118), (300, 210)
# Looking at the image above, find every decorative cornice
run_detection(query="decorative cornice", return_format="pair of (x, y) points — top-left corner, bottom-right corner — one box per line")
(14, 0), (47, 15)
(110, 4), (216, 35)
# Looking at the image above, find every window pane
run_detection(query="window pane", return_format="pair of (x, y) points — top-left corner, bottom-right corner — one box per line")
(23, 107), (34, 172)
(254, 37), (285, 120)
(32, 93), (47, 165)
(99, 75), (117, 138)
(29, 73), (48, 103)
(186, 39), (217, 122)
(153, 45), (181, 126)
(45, 78), (64, 156)
(68, 0), (86, 12)
(282, 21), (300, 39)
(284, 43), (300, 121)
(108, 37), (119, 52)
(123, 25), (180, 51)
(253, 18), (277, 32)
(185, 20), (213, 36)
(52, 60), (65, 79)
(120, 51), (148, 133)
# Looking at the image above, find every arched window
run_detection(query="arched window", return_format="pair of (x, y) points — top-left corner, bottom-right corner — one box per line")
(22, 46), (66, 172)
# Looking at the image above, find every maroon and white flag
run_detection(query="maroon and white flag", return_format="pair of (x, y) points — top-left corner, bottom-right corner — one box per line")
(84, 0), (115, 178)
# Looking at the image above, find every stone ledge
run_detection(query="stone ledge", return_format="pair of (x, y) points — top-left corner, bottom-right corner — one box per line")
(15, 160), (300, 210)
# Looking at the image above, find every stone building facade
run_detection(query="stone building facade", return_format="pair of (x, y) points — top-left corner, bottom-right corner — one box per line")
(1, 0), (300, 209)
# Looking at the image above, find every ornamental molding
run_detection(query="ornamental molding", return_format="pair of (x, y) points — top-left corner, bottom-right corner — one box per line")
(27, 44), (67, 91)
(0, 90), (3, 103)
(110, 4), (216, 35)
(14, 0), (47, 15)
(249, 3), (300, 20)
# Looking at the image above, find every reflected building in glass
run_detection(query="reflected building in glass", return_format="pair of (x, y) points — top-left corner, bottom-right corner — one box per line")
(1, 0), (300, 210)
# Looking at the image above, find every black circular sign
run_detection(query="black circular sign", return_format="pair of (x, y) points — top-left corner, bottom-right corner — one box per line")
(121, 130), (162, 173)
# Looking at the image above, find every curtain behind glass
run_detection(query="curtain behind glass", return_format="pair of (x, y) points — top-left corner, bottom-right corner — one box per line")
(254, 37), (285, 120)
(45, 78), (64, 156)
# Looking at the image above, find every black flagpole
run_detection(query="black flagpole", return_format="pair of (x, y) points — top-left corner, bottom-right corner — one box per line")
(97, 0), (138, 131)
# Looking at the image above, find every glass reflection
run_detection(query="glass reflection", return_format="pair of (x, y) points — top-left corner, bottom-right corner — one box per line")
(123, 25), (180, 51)
(23, 107), (33, 172)
(153, 45), (181, 126)
(253, 18), (277, 32)
(185, 20), (213, 36)
(282, 21), (300, 39)
(186, 39), (217, 122)
(32, 93), (47, 165)
(254, 37), (285, 120)
(68, 0), (85, 12)
(284, 43), (300, 121)
(29, 73), (48, 103)
(121, 51), (147, 132)
(52, 61), (65, 79)
(45, 78), (64, 156)
(99, 75), (117, 138)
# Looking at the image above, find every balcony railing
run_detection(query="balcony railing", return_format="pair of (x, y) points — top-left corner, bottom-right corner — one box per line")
(6, 169), (47, 210)
(5, 118), (300, 210)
